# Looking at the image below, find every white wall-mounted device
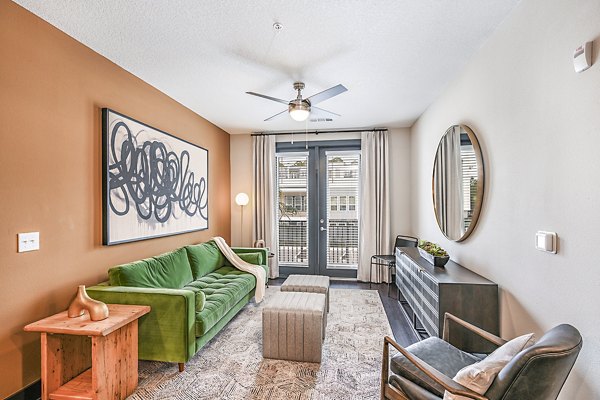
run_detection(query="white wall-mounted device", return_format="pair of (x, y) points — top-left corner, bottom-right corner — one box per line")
(535, 231), (557, 254)
(574, 41), (593, 73)
(18, 231), (40, 252)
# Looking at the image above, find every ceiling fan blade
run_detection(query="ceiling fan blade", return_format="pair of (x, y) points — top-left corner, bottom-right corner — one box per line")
(310, 106), (341, 118)
(306, 84), (348, 105)
(264, 109), (288, 121)
(246, 91), (290, 105)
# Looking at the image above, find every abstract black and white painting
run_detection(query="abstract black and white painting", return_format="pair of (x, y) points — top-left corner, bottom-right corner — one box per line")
(102, 109), (208, 245)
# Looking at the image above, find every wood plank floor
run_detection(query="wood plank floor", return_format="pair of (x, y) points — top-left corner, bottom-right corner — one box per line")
(268, 278), (420, 348)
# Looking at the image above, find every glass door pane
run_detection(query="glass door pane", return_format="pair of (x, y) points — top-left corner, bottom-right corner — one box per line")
(276, 152), (310, 270)
(276, 140), (360, 279)
(323, 151), (360, 271)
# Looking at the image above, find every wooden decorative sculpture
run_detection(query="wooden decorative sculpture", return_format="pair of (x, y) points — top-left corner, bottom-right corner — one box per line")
(68, 285), (109, 321)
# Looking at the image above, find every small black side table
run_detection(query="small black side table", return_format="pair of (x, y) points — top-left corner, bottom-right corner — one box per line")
(370, 255), (396, 297)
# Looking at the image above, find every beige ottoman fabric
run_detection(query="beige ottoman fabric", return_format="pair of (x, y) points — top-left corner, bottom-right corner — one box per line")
(262, 291), (326, 363)
(280, 274), (330, 312)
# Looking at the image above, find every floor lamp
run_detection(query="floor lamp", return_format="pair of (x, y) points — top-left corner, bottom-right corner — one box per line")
(235, 192), (249, 246)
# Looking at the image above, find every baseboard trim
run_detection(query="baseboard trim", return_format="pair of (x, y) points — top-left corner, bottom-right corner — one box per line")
(5, 380), (40, 400)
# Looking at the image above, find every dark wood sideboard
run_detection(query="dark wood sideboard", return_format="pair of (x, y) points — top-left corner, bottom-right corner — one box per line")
(395, 247), (499, 353)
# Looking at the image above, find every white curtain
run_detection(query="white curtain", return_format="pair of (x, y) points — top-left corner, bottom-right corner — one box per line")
(434, 126), (464, 239)
(358, 130), (391, 283)
(252, 135), (279, 278)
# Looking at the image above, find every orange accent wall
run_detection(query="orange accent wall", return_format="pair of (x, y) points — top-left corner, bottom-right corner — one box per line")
(0, 2), (231, 397)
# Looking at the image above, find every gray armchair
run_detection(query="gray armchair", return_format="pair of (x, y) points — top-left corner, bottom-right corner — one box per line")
(381, 313), (582, 400)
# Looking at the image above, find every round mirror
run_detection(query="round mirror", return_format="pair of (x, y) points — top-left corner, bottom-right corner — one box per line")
(432, 125), (484, 242)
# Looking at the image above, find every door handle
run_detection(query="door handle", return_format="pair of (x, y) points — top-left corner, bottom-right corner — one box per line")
(320, 227), (327, 232)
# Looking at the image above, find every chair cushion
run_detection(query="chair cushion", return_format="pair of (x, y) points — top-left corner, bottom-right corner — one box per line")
(184, 266), (256, 336)
(390, 375), (442, 400)
(391, 337), (482, 396)
(185, 240), (225, 279)
(443, 333), (535, 400)
(108, 247), (193, 289)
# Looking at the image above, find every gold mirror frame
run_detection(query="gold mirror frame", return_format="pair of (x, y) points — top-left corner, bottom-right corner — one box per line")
(432, 125), (484, 242)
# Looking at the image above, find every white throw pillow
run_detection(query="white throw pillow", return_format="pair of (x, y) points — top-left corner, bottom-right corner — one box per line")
(443, 333), (536, 400)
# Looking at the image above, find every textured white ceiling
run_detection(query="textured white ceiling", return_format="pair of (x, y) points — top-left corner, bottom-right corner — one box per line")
(13, 0), (520, 134)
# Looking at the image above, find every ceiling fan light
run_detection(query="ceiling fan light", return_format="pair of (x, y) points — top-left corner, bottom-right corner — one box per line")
(289, 102), (310, 121)
(289, 108), (310, 121)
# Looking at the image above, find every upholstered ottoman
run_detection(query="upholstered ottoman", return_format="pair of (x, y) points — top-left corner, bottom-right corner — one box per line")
(262, 291), (326, 363)
(280, 274), (330, 312)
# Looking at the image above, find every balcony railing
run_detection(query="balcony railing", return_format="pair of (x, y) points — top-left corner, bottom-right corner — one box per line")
(278, 219), (358, 267)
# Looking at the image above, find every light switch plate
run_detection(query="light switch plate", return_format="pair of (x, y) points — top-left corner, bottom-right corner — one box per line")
(535, 231), (557, 254)
(18, 232), (40, 252)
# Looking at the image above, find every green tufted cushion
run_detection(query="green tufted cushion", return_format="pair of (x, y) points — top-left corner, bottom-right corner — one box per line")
(185, 240), (225, 279)
(108, 247), (193, 289)
(183, 266), (256, 336)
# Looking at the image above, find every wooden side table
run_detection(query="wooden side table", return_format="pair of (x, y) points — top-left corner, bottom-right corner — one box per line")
(24, 304), (150, 400)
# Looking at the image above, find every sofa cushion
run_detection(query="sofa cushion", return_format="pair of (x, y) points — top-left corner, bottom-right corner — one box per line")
(108, 247), (193, 289)
(185, 240), (225, 279)
(183, 266), (256, 336)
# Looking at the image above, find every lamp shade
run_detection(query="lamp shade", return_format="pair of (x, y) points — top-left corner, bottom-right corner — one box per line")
(235, 192), (250, 206)
(288, 101), (310, 122)
(289, 108), (310, 121)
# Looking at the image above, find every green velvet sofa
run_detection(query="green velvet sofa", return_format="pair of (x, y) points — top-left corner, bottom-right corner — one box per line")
(87, 240), (268, 371)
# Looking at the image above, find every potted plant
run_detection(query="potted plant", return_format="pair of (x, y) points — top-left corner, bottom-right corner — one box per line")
(418, 240), (450, 267)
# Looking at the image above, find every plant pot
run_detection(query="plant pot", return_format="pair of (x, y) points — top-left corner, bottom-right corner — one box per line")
(418, 247), (449, 267)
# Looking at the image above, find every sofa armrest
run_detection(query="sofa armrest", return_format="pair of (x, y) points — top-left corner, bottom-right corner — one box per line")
(87, 284), (195, 364)
(232, 247), (268, 264)
(231, 247), (270, 281)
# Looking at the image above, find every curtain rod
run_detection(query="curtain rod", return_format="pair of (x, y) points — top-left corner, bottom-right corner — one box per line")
(250, 128), (387, 137)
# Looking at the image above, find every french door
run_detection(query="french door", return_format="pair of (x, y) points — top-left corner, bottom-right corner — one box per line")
(276, 140), (360, 278)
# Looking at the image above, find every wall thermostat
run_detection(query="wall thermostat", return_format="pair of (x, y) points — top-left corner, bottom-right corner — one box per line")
(535, 231), (557, 254)
(574, 41), (593, 73)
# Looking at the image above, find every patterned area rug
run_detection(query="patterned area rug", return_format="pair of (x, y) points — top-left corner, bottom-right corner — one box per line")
(128, 287), (392, 399)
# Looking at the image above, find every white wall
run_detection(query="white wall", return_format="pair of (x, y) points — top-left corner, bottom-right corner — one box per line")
(230, 128), (412, 250)
(410, 0), (600, 398)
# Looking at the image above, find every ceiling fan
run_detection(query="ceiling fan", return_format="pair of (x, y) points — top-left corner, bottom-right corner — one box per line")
(246, 82), (347, 122)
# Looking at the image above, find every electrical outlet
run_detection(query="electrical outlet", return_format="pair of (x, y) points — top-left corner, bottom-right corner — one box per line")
(18, 232), (40, 252)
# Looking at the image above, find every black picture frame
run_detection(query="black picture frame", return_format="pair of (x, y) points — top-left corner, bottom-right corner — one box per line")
(102, 108), (209, 245)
